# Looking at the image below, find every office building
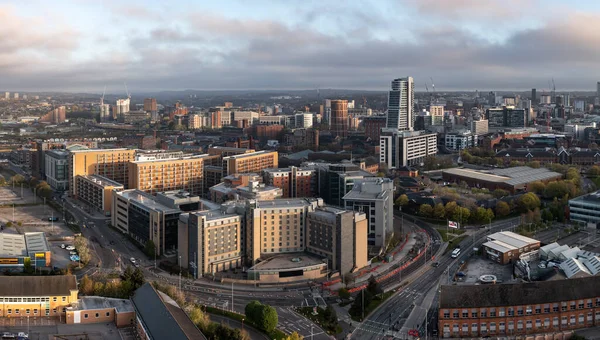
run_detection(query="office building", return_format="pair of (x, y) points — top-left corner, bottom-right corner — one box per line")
(35, 140), (97, 179)
(45, 150), (69, 191)
(439, 276), (600, 338)
(330, 100), (349, 138)
(0, 275), (78, 318)
(306, 207), (368, 275)
(482, 231), (540, 265)
(154, 191), (201, 212)
(380, 129), (438, 169)
(445, 131), (477, 151)
(179, 210), (242, 277)
(343, 177), (394, 247)
(363, 116), (387, 142)
(112, 189), (182, 255)
(315, 163), (374, 207)
(540, 94), (552, 105)
(143, 98), (157, 112)
(187, 113), (204, 129)
(486, 107), (526, 128)
(569, 190), (600, 225)
(531, 88), (537, 103)
(414, 114), (432, 131)
(75, 175), (124, 216)
(69, 148), (136, 197)
(128, 154), (208, 197)
(222, 151), (278, 176)
(430, 105), (444, 126)
(262, 166), (318, 198)
(471, 119), (489, 135)
(13, 93), (18, 99)
(386, 77), (414, 131)
(295, 113), (314, 129)
(4, 92), (8, 99)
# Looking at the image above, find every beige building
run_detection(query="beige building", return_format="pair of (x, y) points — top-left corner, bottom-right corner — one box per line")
(69, 148), (136, 196)
(306, 207), (367, 276)
(207, 146), (255, 158)
(66, 297), (135, 328)
(430, 105), (445, 126)
(222, 151), (278, 176)
(0, 276), (78, 318)
(128, 154), (208, 196)
(75, 175), (124, 216)
(179, 210), (242, 277)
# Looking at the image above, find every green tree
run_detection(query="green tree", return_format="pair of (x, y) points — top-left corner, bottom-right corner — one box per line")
(144, 240), (156, 258)
(544, 181), (570, 199)
(526, 161), (540, 168)
(470, 207), (489, 224)
(492, 189), (510, 198)
(123, 266), (134, 282)
(245, 300), (262, 326)
(517, 192), (541, 212)
(132, 267), (145, 289)
(395, 194), (409, 206)
(433, 203), (446, 219)
(419, 204), (433, 217)
(445, 201), (458, 217)
(541, 209), (553, 222)
(258, 304), (278, 333)
(451, 207), (470, 225)
(528, 181), (546, 194)
(23, 257), (33, 274)
(284, 332), (304, 340)
(189, 305), (210, 330)
(323, 305), (338, 327)
(589, 165), (600, 177)
(338, 288), (350, 300)
(74, 235), (91, 264)
(349, 290), (372, 320)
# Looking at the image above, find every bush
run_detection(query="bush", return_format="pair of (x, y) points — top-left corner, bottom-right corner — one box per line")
(245, 300), (278, 333)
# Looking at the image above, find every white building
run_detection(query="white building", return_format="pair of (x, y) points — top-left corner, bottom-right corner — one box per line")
(13, 93), (19, 99)
(100, 104), (111, 121)
(380, 128), (437, 169)
(4, 92), (8, 99)
(343, 177), (394, 248)
(386, 77), (414, 131)
(294, 113), (313, 129)
(259, 115), (285, 125)
(471, 119), (488, 135)
(445, 131), (477, 151)
(564, 123), (596, 141)
(115, 98), (130, 116)
(569, 191), (600, 225)
(45, 150), (69, 191)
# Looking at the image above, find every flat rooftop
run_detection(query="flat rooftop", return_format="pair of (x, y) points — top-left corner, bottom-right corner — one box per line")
(78, 174), (124, 188)
(255, 198), (319, 208)
(483, 240), (517, 253)
(193, 209), (240, 221)
(251, 253), (326, 271)
(118, 190), (180, 213)
(223, 150), (275, 160)
(76, 296), (134, 313)
(131, 153), (208, 164)
(0, 233), (27, 256)
(443, 166), (562, 186)
(24, 232), (50, 253)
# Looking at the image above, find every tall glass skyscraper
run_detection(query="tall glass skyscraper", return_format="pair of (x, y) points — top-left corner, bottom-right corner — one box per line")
(386, 77), (414, 131)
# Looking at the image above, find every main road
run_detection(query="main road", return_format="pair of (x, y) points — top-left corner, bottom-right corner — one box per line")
(351, 215), (521, 339)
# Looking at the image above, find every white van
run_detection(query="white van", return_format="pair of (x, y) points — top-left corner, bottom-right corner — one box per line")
(451, 248), (461, 258)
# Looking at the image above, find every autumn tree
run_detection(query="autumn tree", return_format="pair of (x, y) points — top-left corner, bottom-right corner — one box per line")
(419, 204), (433, 217)
(496, 201), (510, 217)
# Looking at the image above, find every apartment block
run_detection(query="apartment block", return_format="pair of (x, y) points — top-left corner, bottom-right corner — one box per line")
(75, 175), (124, 216)
(128, 154), (208, 196)
(45, 150), (69, 191)
(343, 177), (394, 247)
(306, 207), (367, 275)
(380, 129), (437, 169)
(180, 210), (242, 277)
(207, 146), (255, 158)
(222, 151), (278, 176)
(262, 166), (317, 198)
(69, 148), (136, 197)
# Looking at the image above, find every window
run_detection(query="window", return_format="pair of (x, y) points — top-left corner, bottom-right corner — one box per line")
(443, 310), (450, 318)
(472, 310), (478, 318)
(15, 309), (19, 314)
(480, 308), (487, 317)
(517, 307), (523, 316)
(106, 312), (110, 317)
(26, 309), (30, 314)
(33, 309), (38, 314)
(535, 319), (541, 328)
(561, 316), (567, 325)
(53, 297), (57, 302)
(587, 299), (593, 308)
(553, 317), (559, 326)
(578, 301), (584, 309)
(453, 311), (459, 318)
(553, 304), (559, 312)
(526, 306), (532, 315)
(517, 321), (523, 330)
(490, 308), (496, 317)
(462, 310), (468, 318)
(462, 323), (468, 332)
(579, 314), (584, 324)
(45, 309), (49, 316)
(62, 297), (66, 302)
(526, 320), (532, 330)
(84, 314), (88, 319)
(95, 313), (99, 318)
(7, 309), (11, 314)
(535, 306), (541, 314)
(508, 308), (514, 316)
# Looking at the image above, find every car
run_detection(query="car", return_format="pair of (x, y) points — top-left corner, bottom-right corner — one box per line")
(431, 262), (440, 267)
(70, 255), (80, 262)
(69, 251), (78, 256)
(2, 332), (15, 339)
(16, 332), (28, 339)
(60, 244), (66, 249)
(65, 245), (75, 251)
(134, 263), (140, 268)
(129, 257), (136, 264)
(48, 217), (58, 222)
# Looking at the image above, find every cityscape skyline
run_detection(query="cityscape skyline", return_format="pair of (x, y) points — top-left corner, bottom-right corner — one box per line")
(2, 0), (600, 92)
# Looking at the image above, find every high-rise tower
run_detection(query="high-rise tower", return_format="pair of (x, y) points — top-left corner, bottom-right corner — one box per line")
(330, 99), (348, 138)
(386, 77), (414, 131)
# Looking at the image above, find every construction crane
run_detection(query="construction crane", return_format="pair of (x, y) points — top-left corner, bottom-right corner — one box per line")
(124, 82), (131, 99)
(430, 77), (436, 95)
(551, 78), (556, 101)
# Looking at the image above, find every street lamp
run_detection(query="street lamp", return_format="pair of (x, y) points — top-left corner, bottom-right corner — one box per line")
(242, 318), (244, 332)
(178, 255), (182, 291)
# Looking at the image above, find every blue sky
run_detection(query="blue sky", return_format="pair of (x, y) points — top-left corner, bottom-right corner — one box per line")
(2, 0), (600, 92)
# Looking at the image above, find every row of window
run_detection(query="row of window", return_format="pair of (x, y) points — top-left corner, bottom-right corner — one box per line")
(444, 311), (600, 334)
(0, 296), (65, 303)
(443, 299), (600, 319)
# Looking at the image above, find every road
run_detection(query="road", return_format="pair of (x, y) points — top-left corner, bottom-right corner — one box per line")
(351, 215), (521, 339)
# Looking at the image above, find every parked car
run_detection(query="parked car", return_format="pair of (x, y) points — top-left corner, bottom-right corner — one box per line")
(129, 257), (136, 264)
(16, 332), (28, 339)
(60, 244), (66, 249)
(69, 251), (78, 256)
(70, 255), (80, 262)
(431, 262), (440, 267)
(65, 246), (75, 251)
(2, 332), (15, 339)
(48, 217), (58, 222)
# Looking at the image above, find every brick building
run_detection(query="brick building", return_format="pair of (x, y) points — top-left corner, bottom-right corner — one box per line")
(439, 276), (600, 338)
(363, 116), (387, 142)
(262, 166), (318, 198)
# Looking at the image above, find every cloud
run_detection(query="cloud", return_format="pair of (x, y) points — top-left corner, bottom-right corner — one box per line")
(1, 1), (600, 91)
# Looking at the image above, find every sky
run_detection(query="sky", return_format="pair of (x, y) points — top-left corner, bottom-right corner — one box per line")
(2, 0), (600, 93)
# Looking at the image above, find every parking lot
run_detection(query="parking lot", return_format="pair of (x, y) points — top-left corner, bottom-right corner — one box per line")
(456, 256), (515, 284)
(48, 241), (77, 269)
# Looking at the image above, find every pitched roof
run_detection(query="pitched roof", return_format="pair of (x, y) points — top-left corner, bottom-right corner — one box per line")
(132, 283), (206, 340)
(440, 276), (600, 309)
(0, 275), (77, 296)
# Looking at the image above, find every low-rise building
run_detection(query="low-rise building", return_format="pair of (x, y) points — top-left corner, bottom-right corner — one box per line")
(445, 131), (477, 151)
(262, 166), (318, 198)
(482, 231), (540, 264)
(66, 297), (135, 327)
(0, 275), (78, 318)
(569, 190), (600, 225)
(0, 232), (51, 270)
(439, 276), (600, 338)
(45, 150), (69, 191)
(76, 175), (124, 216)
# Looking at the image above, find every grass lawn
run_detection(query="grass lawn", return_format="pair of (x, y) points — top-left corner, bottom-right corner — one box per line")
(435, 228), (466, 242)
(350, 291), (395, 322)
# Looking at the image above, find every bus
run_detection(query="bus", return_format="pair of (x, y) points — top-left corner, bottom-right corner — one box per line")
(451, 248), (461, 258)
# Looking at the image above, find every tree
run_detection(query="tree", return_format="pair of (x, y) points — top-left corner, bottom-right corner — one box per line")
(132, 267), (145, 289)
(544, 181), (570, 199)
(526, 161), (540, 169)
(395, 194), (409, 206)
(79, 275), (94, 295)
(188, 305), (210, 330)
(349, 290), (372, 319)
(495, 201), (510, 217)
(429, 203), (443, 220)
(258, 304), (278, 333)
(517, 192), (541, 212)
(323, 305), (338, 326)
(541, 209), (553, 222)
(419, 204), (433, 217)
(445, 201), (458, 217)
(10, 175), (25, 185)
(123, 266), (134, 282)
(144, 240), (156, 258)
(492, 189), (510, 198)
(338, 288), (351, 300)
(451, 207), (470, 225)
(284, 332), (304, 340)
(470, 207), (489, 224)
(74, 235), (91, 264)
(23, 257), (33, 274)
(366, 275), (382, 296)
(528, 181), (546, 194)
(589, 166), (600, 177)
